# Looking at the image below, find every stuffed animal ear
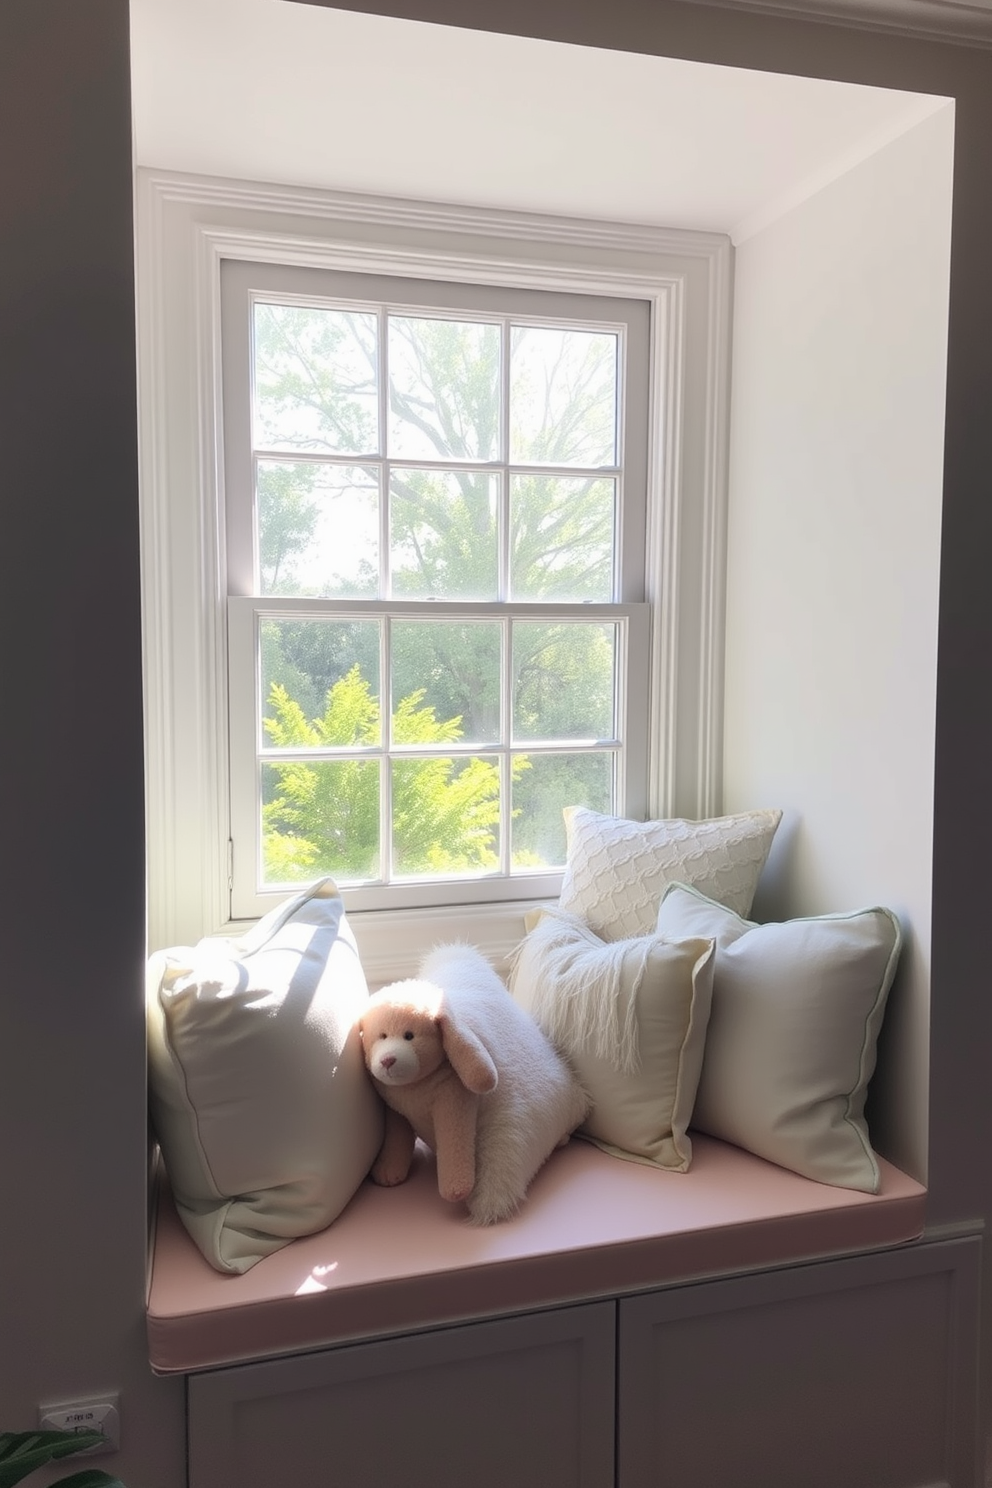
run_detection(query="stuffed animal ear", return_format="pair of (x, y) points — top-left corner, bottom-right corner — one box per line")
(437, 1014), (498, 1095)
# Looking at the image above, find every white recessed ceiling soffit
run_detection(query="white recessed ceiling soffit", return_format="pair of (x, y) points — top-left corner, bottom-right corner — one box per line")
(129, 0), (954, 243)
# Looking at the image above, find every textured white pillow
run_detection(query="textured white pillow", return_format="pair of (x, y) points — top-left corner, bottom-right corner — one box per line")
(655, 883), (902, 1193)
(146, 878), (383, 1274)
(509, 908), (716, 1171)
(558, 805), (782, 941)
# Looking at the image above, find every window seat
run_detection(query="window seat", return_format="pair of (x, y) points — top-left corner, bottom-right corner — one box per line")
(146, 1134), (925, 1375)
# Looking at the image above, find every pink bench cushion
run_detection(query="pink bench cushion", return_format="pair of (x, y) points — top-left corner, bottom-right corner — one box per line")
(147, 1134), (926, 1373)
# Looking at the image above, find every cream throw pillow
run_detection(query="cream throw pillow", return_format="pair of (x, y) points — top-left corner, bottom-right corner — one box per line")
(509, 908), (716, 1171)
(558, 805), (782, 941)
(146, 878), (383, 1274)
(655, 883), (902, 1192)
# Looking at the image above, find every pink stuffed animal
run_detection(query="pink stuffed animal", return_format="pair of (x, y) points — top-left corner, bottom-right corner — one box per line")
(359, 944), (589, 1224)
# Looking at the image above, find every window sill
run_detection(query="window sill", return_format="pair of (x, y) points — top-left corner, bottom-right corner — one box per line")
(215, 897), (555, 988)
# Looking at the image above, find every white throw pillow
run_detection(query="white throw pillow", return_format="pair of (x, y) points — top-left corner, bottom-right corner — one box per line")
(146, 878), (383, 1273)
(655, 883), (902, 1192)
(558, 805), (782, 941)
(509, 908), (716, 1171)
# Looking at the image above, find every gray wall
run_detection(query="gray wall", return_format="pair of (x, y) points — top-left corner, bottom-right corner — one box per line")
(0, 3), (185, 1484)
(2, 2), (990, 1486)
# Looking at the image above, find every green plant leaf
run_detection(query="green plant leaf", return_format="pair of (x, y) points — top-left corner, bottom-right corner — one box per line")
(0, 1430), (112, 1488)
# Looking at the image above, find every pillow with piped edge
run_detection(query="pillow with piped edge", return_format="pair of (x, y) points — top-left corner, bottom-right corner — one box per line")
(509, 906), (716, 1172)
(146, 877), (383, 1274)
(558, 805), (782, 942)
(654, 882), (902, 1193)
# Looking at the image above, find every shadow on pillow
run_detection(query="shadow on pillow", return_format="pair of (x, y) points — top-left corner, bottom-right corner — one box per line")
(147, 878), (383, 1273)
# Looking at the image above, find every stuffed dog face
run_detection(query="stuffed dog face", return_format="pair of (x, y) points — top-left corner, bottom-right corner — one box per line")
(360, 977), (498, 1095)
(362, 999), (447, 1089)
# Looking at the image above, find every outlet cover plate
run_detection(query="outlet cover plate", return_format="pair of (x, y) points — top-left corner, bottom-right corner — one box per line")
(38, 1397), (120, 1455)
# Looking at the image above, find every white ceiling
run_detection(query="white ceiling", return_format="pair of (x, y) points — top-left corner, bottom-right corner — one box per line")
(129, 0), (951, 243)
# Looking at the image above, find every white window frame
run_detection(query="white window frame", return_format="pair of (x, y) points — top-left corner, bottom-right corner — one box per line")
(224, 263), (652, 919)
(135, 169), (732, 983)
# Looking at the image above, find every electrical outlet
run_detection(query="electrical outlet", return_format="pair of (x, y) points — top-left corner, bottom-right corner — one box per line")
(38, 1395), (120, 1455)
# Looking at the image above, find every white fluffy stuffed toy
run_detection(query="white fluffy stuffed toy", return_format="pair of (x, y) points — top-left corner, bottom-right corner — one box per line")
(359, 944), (589, 1225)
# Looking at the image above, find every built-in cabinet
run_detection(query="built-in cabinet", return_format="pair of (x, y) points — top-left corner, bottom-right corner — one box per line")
(188, 1236), (981, 1488)
(188, 1303), (616, 1488)
(618, 1238), (981, 1488)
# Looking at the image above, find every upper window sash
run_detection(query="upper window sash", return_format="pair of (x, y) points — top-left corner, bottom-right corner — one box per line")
(221, 262), (650, 607)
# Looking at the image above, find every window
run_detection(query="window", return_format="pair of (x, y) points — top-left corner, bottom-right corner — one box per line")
(222, 263), (650, 917)
(136, 172), (730, 977)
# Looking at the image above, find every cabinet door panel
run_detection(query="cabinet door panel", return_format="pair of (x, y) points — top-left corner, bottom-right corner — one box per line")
(619, 1239), (980, 1488)
(190, 1301), (616, 1488)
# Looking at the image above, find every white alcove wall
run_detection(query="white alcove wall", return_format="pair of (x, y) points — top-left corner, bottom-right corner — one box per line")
(723, 103), (955, 1183)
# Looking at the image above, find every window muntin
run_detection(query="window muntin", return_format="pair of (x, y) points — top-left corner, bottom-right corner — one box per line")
(224, 263), (651, 919)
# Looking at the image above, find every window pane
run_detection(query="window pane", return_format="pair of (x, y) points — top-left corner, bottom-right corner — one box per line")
(392, 755), (501, 877)
(510, 325), (618, 467)
(510, 474), (614, 601)
(261, 619), (381, 745)
(392, 621), (501, 745)
(390, 468), (498, 599)
(511, 751), (614, 869)
(387, 315), (500, 461)
(262, 759), (380, 885)
(253, 302), (378, 455)
(257, 460), (379, 597)
(512, 622), (616, 742)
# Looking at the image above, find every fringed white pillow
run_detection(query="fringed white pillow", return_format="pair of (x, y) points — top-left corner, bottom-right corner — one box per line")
(509, 909), (715, 1171)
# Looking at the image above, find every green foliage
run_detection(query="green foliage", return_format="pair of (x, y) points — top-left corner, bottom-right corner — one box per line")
(263, 666), (524, 881)
(254, 301), (377, 455)
(256, 460), (320, 594)
(0, 1431), (124, 1488)
(390, 468), (498, 600)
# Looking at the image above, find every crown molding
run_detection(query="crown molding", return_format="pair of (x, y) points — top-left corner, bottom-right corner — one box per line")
(675, 0), (992, 47)
(142, 168), (730, 260)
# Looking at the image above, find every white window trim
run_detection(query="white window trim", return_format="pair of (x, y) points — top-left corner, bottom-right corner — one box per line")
(135, 169), (732, 983)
